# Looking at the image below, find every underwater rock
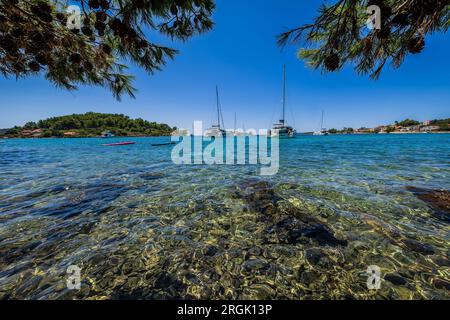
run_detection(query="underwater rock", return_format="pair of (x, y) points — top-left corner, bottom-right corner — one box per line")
(203, 245), (219, 257)
(29, 182), (129, 218)
(297, 265), (321, 286)
(78, 221), (96, 235)
(14, 275), (43, 297)
(305, 248), (332, 269)
(241, 259), (272, 276)
(401, 238), (435, 255)
(241, 283), (274, 300)
(406, 186), (450, 222)
(384, 273), (407, 286)
(246, 246), (262, 258)
(431, 256), (450, 267)
(234, 179), (347, 247)
(433, 278), (450, 291)
(265, 217), (347, 247)
(233, 180), (281, 215)
(139, 172), (165, 181)
(153, 272), (186, 292)
(205, 270), (221, 281)
(363, 215), (435, 255)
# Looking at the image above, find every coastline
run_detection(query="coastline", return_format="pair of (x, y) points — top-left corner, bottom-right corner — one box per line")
(2, 132), (450, 139)
(301, 131), (450, 135)
(0, 134), (173, 139)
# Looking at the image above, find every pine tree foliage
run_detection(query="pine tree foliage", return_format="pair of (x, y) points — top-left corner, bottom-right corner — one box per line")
(0, 0), (215, 99)
(278, 0), (449, 79)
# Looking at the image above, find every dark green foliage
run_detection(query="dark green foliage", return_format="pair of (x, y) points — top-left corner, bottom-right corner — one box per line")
(278, 0), (449, 79)
(397, 119), (420, 127)
(430, 118), (450, 131)
(0, 0), (216, 99)
(328, 128), (338, 134)
(2, 112), (176, 137)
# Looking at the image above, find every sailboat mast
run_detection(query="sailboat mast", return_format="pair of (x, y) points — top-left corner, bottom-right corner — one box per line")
(216, 86), (220, 129)
(321, 111), (324, 130)
(282, 65), (286, 124)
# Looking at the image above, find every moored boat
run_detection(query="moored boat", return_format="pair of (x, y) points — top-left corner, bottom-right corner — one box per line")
(313, 111), (329, 136)
(101, 131), (115, 138)
(270, 65), (296, 138)
(102, 142), (136, 147)
(204, 86), (227, 137)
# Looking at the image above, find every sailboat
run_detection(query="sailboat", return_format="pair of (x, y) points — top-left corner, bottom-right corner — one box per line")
(313, 111), (328, 136)
(270, 65), (296, 138)
(204, 86), (226, 137)
(230, 112), (246, 136)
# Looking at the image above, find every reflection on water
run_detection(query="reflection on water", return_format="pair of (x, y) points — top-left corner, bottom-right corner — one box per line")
(0, 134), (449, 299)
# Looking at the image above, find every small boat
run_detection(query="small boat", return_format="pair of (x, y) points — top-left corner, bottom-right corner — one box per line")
(204, 86), (227, 137)
(270, 65), (296, 138)
(101, 131), (115, 138)
(102, 142), (136, 147)
(152, 142), (177, 147)
(313, 111), (329, 136)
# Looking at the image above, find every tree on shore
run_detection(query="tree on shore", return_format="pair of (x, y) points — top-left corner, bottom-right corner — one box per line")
(278, 0), (449, 79)
(0, 0), (215, 99)
(2, 112), (175, 137)
(397, 119), (420, 127)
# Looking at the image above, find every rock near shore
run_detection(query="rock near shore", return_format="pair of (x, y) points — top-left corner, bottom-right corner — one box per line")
(407, 186), (450, 222)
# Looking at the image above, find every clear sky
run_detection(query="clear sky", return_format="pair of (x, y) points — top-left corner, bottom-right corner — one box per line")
(0, 0), (449, 132)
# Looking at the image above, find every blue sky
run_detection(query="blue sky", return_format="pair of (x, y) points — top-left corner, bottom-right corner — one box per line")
(0, 0), (449, 132)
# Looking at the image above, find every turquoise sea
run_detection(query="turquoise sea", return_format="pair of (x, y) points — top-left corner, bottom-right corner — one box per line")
(0, 134), (449, 299)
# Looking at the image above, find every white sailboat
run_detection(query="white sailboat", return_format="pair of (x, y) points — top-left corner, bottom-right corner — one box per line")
(270, 65), (296, 138)
(230, 112), (245, 136)
(205, 86), (227, 137)
(313, 111), (328, 136)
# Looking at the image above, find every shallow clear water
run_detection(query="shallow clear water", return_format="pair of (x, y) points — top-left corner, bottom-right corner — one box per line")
(0, 134), (449, 300)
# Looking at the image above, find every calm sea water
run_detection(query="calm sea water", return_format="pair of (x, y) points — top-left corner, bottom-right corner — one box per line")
(0, 134), (449, 299)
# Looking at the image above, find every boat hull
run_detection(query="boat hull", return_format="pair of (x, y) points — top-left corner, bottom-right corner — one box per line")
(102, 142), (136, 147)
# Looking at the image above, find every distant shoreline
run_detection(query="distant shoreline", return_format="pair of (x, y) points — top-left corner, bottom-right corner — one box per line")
(0, 134), (172, 139)
(2, 132), (450, 140)
(301, 131), (450, 135)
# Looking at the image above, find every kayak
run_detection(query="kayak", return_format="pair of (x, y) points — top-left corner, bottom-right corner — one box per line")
(102, 142), (136, 147)
(151, 142), (177, 147)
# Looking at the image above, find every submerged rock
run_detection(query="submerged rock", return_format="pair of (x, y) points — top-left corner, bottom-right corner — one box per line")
(305, 248), (332, 269)
(433, 278), (450, 291)
(401, 238), (435, 255)
(363, 215), (435, 255)
(297, 265), (321, 286)
(152, 272), (187, 298)
(431, 256), (450, 267)
(241, 259), (272, 276)
(384, 273), (407, 286)
(29, 182), (129, 219)
(233, 180), (281, 215)
(265, 217), (347, 247)
(407, 186), (450, 222)
(203, 245), (218, 257)
(139, 172), (165, 181)
(234, 179), (347, 247)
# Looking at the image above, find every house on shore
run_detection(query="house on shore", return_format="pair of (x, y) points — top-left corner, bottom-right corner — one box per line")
(63, 131), (78, 137)
(421, 125), (440, 132)
(21, 129), (43, 137)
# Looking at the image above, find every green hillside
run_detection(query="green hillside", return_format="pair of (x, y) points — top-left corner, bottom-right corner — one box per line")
(1, 113), (176, 138)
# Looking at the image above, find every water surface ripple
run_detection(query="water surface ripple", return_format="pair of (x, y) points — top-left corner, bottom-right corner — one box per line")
(0, 134), (449, 299)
